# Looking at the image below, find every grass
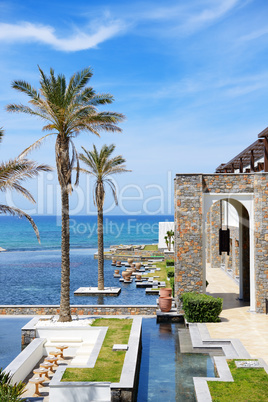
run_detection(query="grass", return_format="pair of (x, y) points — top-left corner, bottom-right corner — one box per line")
(146, 261), (170, 286)
(62, 318), (132, 383)
(208, 360), (268, 401)
(144, 244), (158, 251)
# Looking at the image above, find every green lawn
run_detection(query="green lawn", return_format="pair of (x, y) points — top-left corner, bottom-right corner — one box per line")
(208, 360), (268, 401)
(62, 318), (132, 383)
(145, 261), (171, 286)
(144, 244), (158, 251)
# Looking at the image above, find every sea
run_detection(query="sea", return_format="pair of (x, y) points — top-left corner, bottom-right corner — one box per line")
(0, 215), (173, 305)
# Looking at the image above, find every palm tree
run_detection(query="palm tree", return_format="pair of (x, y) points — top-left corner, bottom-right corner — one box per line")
(79, 144), (130, 290)
(0, 130), (51, 241)
(164, 230), (174, 251)
(6, 67), (125, 321)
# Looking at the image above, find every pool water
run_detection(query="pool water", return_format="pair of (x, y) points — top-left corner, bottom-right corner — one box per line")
(0, 318), (216, 401)
(137, 319), (216, 401)
(0, 317), (31, 369)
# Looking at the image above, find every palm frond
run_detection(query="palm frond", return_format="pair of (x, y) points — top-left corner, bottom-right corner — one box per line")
(0, 127), (4, 142)
(38, 66), (53, 100)
(69, 139), (80, 186)
(18, 133), (55, 158)
(11, 80), (40, 101)
(88, 93), (114, 106)
(105, 178), (118, 205)
(79, 143), (130, 209)
(6, 104), (49, 121)
(0, 158), (52, 201)
(69, 68), (93, 95)
(7, 66), (125, 206)
(0, 204), (40, 243)
(64, 68), (93, 107)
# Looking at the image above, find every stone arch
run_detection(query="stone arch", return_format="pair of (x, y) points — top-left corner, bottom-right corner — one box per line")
(174, 173), (267, 314)
(205, 197), (251, 304)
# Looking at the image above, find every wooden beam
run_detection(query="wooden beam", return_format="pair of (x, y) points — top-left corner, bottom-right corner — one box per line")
(231, 163), (234, 173)
(239, 157), (243, 173)
(250, 150), (255, 172)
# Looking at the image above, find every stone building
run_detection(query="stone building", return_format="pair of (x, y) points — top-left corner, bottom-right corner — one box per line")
(174, 127), (268, 314)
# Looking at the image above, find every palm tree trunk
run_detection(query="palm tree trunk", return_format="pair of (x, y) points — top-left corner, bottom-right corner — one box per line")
(58, 187), (72, 321)
(98, 209), (104, 290)
(57, 135), (72, 322)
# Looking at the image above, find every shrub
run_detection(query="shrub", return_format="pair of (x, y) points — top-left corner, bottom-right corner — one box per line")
(166, 259), (174, 267)
(181, 292), (223, 323)
(170, 277), (174, 297)
(167, 270), (174, 278)
(0, 368), (26, 402)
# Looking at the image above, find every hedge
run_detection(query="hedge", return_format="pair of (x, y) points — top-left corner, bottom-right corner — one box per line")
(166, 260), (174, 267)
(167, 270), (174, 278)
(170, 277), (174, 297)
(181, 292), (223, 323)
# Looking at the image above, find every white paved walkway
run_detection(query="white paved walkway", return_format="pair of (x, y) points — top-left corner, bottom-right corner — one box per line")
(206, 265), (268, 364)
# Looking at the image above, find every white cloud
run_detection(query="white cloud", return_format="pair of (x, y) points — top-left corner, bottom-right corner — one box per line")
(0, 21), (125, 51)
(115, 0), (242, 36)
(239, 28), (268, 42)
(140, 71), (268, 101)
(0, 1), (243, 53)
(178, 0), (241, 34)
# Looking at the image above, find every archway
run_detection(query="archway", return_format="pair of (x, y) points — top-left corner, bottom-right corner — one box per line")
(205, 198), (250, 304)
(174, 173), (267, 314)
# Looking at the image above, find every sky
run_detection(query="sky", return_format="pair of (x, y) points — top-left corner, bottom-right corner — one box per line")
(1, 0), (268, 215)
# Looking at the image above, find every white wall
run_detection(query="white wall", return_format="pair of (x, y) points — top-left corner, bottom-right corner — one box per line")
(222, 200), (239, 228)
(50, 380), (111, 402)
(158, 222), (174, 249)
(5, 338), (46, 384)
(36, 326), (101, 357)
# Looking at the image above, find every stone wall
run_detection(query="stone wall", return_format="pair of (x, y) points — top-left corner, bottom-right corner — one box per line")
(254, 174), (268, 313)
(202, 174), (254, 193)
(174, 174), (203, 312)
(208, 201), (222, 268)
(0, 305), (157, 316)
(102, 250), (174, 260)
(21, 328), (36, 350)
(174, 172), (268, 314)
(206, 211), (211, 264)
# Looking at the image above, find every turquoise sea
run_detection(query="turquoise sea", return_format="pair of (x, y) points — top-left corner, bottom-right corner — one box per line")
(0, 215), (173, 305)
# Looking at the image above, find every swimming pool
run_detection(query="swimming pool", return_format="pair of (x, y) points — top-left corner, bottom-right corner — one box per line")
(1, 317), (217, 401)
(137, 319), (216, 401)
(0, 317), (31, 369)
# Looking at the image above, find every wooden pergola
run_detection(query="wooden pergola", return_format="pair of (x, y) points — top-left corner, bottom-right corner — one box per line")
(216, 127), (268, 173)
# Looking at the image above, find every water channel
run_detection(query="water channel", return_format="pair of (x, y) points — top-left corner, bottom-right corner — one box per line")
(0, 317), (219, 401)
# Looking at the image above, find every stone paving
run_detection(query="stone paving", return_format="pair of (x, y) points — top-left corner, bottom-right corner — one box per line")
(22, 356), (72, 401)
(205, 265), (268, 364)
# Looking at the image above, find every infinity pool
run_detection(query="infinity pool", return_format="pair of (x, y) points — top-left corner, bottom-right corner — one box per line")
(0, 249), (158, 305)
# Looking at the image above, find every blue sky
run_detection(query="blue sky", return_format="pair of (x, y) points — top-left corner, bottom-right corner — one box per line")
(1, 0), (268, 215)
